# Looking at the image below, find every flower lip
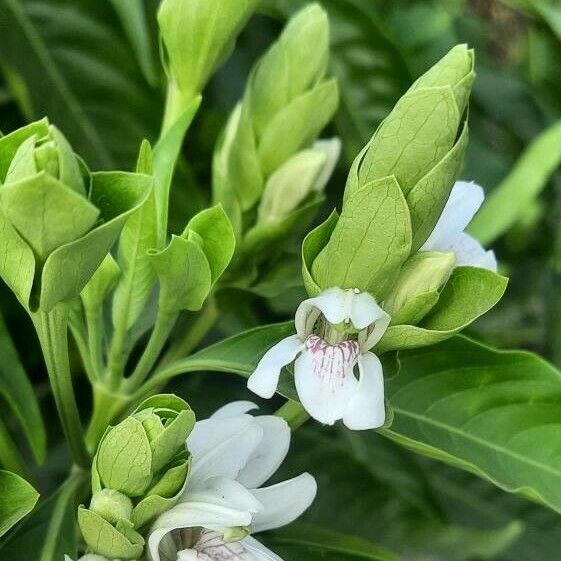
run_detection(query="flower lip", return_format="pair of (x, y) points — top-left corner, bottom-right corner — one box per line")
(295, 287), (390, 350)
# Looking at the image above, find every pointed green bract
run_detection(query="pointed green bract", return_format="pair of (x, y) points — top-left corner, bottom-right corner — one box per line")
(312, 176), (412, 298)
(0, 471), (39, 538)
(82, 255), (120, 314)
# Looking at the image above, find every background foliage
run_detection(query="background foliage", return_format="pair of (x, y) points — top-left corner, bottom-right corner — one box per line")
(2, 0), (561, 559)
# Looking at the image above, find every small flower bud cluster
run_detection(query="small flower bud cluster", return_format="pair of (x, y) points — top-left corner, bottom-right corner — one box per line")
(78, 395), (195, 560)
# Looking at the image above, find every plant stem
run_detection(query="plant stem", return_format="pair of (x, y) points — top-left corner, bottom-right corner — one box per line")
(33, 304), (90, 469)
(85, 309), (104, 380)
(161, 80), (193, 136)
(159, 298), (218, 368)
(86, 383), (132, 453)
(122, 310), (178, 392)
(106, 305), (129, 390)
(276, 400), (310, 431)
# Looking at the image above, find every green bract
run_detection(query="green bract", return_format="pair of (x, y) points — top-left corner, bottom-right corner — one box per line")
(0, 119), (149, 312)
(213, 3), (339, 250)
(79, 395), (194, 559)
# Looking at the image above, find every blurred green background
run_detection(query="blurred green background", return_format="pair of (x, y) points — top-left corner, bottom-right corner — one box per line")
(2, 1), (561, 559)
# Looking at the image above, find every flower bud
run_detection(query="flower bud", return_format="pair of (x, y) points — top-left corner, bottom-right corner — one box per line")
(384, 251), (456, 325)
(257, 138), (341, 226)
(0, 119), (149, 312)
(213, 3), (339, 219)
(90, 489), (133, 526)
(94, 395), (194, 497)
(80, 395), (195, 559)
(158, 0), (259, 100)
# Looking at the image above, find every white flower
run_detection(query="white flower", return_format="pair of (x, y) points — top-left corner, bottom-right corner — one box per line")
(248, 287), (390, 430)
(421, 180), (497, 271)
(148, 402), (317, 561)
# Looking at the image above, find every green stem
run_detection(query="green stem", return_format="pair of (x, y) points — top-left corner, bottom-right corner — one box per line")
(275, 400), (310, 431)
(68, 313), (97, 383)
(106, 306), (129, 390)
(85, 309), (104, 380)
(33, 304), (90, 469)
(161, 80), (194, 136)
(86, 383), (132, 453)
(159, 298), (218, 368)
(122, 310), (178, 392)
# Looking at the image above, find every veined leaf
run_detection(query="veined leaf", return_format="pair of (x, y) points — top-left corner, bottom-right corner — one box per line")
(0, 313), (45, 464)
(384, 335), (561, 514)
(0, 471), (38, 538)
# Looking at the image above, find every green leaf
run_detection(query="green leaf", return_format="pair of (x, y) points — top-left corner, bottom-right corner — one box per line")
(184, 205), (236, 285)
(0, 0), (161, 169)
(39, 170), (150, 311)
(108, 0), (157, 86)
(469, 119), (561, 244)
(112, 142), (158, 330)
(0, 474), (81, 560)
(312, 176), (412, 298)
(139, 321), (295, 398)
(153, 97), (201, 244)
(149, 235), (212, 314)
(383, 335), (561, 514)
(0, 471), (38, 538)
(376, 266), (508, 353)
(264, 524), (397, 561)
(0, 313), (45, 464)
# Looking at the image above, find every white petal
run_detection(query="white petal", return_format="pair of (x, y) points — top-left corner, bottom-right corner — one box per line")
(247, 335), (302, 399)
(250, 473), (317, 533)
(452, 233), (498, 272)
(421, 181), (484, 252)
(311, 138), (342, 192)
(243, 536), (285, 561)
(187, 416), (262, 483)
(177, 550), (199, 561)
(148, 503), (252, 561)
(237, 415), (291, 489)
(343, 352), (385, 430)
(294, 287), (350, 329)
(186, 476), (263, 514)
(212, 401), (259, 419)
(294, 336), (359, 425)
(349, 290), (389, 331)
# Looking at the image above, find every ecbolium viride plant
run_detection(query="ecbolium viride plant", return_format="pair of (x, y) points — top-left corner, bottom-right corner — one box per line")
(0, 2), (518, 560)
